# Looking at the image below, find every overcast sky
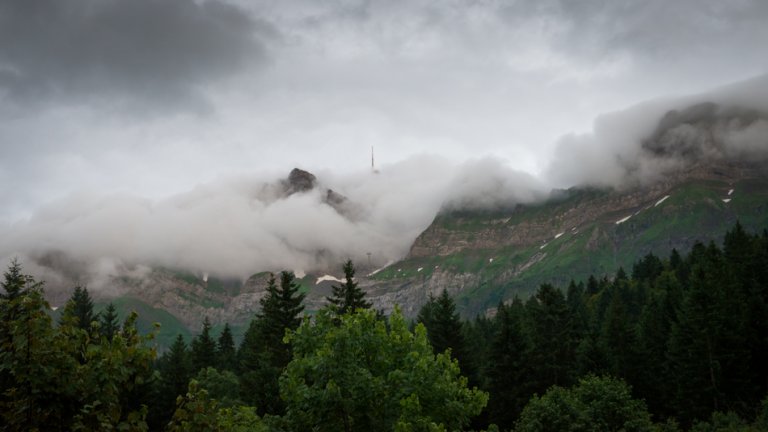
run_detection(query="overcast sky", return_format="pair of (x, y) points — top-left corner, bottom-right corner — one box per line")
(1, 0), (766, 223)
(1, 0), (768, 283)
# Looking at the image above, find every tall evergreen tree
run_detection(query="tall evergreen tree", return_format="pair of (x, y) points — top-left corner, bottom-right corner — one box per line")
(417, 289), (476, 383)
(668, 242), (752, 425)
(238, 271), (305, 414)
(634, 271), (681, 419)
(487, 299), (529, 430)
(524, 283), (576, 393)
(151, 334), (192, 429)
(216, 323), (236, 372)
(99, 302), (120, 341)
(326, 259), (371, 314)
(599, 288), (640, 382)
(191, 317), (217, 372)
(61, 286), (96, 332)
(1, 258), (31, 301)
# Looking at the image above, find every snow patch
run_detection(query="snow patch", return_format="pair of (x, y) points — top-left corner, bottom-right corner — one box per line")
(51, 306), (58, 311)
(417, 267), (423, 272)
(488, 258), (494, 263)
(615, 215), (632, 225)
(316, 275), (343, 285)
(539, 243), (548, 250)
(722, 198), (732, 203)
(202, 272), (209, 283)
(655, 195), (670, 207)
(728, 189), (734, 196)
(294, 269), (306, 279)
(555, 232), (564, 239)
(367, 260), (395, 277)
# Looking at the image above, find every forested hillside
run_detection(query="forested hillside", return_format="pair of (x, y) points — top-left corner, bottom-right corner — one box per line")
(1, 224), (767, 431)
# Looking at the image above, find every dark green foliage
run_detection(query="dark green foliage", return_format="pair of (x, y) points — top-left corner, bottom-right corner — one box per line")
(280, 308), (488, 432)
(99, 302), (120, 341)
(599, 287), (640, 381)
(487, 299), (529, 430)
(61, 286), (96, 332)
(668, 242), (753, 425)
(238, 271), (305, 415)
(150, 334), (192, 428)
(167, 380), (268, 431)
(524, 283), (576, 392)
(326, 259), (371, 314)
(0, 263), (156, 431)
(194, 367), (241, 408)
(417, 289), (476, 384)
(515, 375), (654, 432)
(191, 317), (217, 372)
(632, 253), (664, 282)
(216, 323), (237, 372)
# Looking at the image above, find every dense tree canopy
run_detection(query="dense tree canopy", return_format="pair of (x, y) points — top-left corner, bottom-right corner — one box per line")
(280, 308), (488, 432)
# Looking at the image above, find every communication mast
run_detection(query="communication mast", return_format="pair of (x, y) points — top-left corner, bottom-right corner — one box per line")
(371, 146), (380, 174)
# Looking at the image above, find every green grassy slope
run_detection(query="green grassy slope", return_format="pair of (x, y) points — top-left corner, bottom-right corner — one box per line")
(372, 177), (768, 317)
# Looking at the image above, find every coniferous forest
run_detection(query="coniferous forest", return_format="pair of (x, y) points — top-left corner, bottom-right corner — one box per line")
(1, 225), (768, 431)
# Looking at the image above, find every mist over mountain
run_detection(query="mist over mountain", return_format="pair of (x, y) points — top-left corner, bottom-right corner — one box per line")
(1, 74), (767, 292)
(547, 74), (768, 189)
(0, 155), (543, 289)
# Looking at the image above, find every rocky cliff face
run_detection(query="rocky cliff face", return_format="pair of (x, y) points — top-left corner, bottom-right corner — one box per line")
(367, 158), (768, 318)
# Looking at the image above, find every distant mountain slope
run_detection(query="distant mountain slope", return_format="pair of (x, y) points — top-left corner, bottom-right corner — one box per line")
(364, 162), (768, 317)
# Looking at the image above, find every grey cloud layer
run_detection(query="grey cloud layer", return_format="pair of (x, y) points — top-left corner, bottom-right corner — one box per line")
(0, 157), (544, 285)
(547, 74), (768, 189)
(0, 0), (270, 111)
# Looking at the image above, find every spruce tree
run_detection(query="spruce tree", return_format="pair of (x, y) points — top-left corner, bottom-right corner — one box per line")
(238, 271), (305, 414)
(63, 286), (96, 332)
(216, 323), (236, 372)
(524, 283), (576, 393)
(487, 299), (529, 429)
(191, 317), (217, 372)
(1, 258), (30, 300)
(417, 290), (475, 383)
(152, 334), (192, 428)
(99, 302), (120, 341)
(668, 242), (752, 425)
(326, 259), (371, 314)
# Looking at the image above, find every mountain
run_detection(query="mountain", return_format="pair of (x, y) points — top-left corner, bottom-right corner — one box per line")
(32, 99), (768, 343)
(364, 160), (768, 317)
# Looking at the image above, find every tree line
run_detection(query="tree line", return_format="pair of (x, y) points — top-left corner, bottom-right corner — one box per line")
(2, 223), (768, 431)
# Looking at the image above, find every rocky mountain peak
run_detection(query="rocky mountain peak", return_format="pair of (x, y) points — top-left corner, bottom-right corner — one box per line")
(286, 168), (317, 194)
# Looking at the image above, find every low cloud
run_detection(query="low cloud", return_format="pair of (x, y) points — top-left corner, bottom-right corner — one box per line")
(546, 74), (768, 189)
(0, 156), (544, 289)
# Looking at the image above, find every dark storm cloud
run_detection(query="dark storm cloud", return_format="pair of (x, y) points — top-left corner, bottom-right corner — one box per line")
(0, 0), (272, 112)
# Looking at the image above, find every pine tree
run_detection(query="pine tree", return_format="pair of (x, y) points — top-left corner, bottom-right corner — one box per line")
(487, 299), (529, 429)
(99, 302), (120, 341)
(417, 290), (476, 384)
(62, 286), (96, 332)
(524, 283), (576, 393)
(600, 288), (640, 381)
(216, 323), (236, 372)
(191, 317), (217, 372)
(1, 258), (31, 301)
(152, 334), (192, 428)
(326, 259), (371, 314)
(668, 242), (752, 425)
(238, 271), (305, 414)
(634, 271), (681, 419)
